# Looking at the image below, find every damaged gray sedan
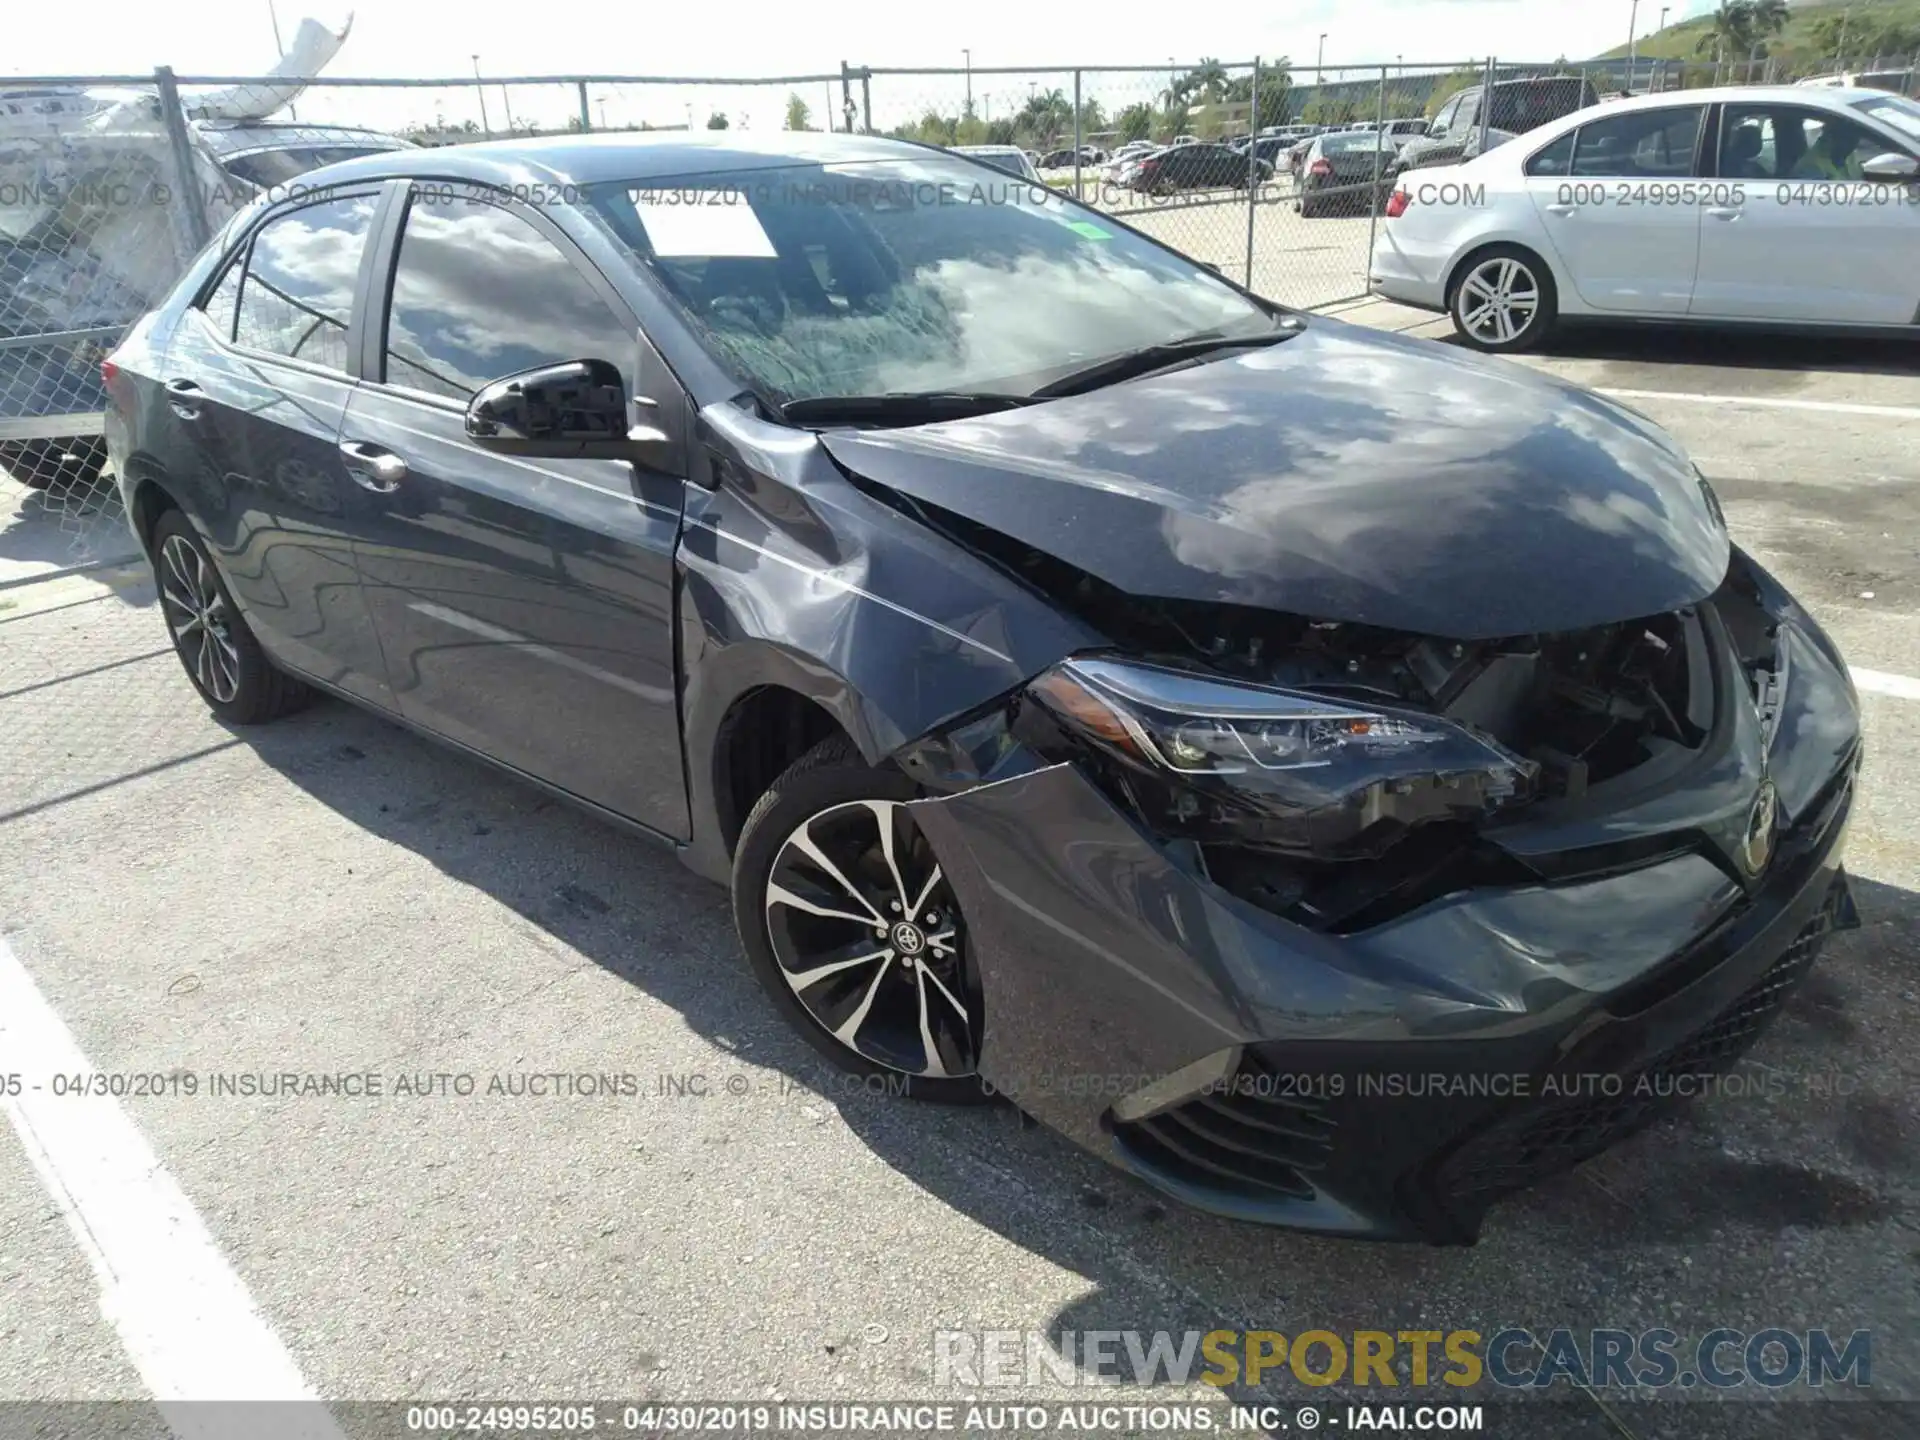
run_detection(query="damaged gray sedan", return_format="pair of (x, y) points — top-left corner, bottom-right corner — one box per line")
(104, 131), (1862, 1242)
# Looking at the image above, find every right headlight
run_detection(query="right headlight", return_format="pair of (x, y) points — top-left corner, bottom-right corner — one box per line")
(1027, 656), (1536, 858)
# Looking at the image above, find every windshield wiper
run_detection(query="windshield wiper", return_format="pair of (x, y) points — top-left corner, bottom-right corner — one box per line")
(1030, 317), (1305, 400)
(780, 391), (1033, 426)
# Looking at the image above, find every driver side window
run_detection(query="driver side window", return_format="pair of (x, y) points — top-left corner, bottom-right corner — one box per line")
(381, 192), (634, 404)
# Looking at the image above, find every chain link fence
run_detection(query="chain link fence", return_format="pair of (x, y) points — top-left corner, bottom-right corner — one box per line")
(5, 53), (1914, 562)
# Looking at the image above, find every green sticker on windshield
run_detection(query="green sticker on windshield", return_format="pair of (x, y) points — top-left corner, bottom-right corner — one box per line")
(1065, 219), (1112, 240)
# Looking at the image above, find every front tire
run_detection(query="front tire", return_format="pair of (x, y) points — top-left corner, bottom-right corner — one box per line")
(151, 508), (312, 724)
(1449, 245), (1557, 353)
(732, 736), (989, 1104)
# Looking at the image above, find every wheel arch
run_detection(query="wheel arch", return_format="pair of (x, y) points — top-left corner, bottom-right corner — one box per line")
(709, 673), (858, 862)
(121, 457), (187, 555)
(677, 635), (885, 883)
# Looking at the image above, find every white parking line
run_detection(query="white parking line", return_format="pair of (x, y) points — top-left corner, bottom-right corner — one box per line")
(1599, 388), (1920, 421)
(0, 936), (343, 1437)
(1854, 667), (1920, 701)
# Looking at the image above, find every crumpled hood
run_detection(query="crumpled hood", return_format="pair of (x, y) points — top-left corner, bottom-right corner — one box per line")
(819, 320), (1730, 641)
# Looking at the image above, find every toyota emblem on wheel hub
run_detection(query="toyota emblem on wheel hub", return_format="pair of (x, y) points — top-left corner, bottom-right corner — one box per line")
(891, 922), (927, 956)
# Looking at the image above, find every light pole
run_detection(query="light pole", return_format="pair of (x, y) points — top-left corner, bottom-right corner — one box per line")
(472, 55), (492, 136)
(597, 99), (607, 129)
(963, 49), (972, 116)
(1627, 0), (1642, 88)
(1317, 33), (1327, 77)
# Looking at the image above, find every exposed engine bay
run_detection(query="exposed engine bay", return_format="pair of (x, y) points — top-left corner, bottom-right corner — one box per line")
(879, 486), (1788, 931)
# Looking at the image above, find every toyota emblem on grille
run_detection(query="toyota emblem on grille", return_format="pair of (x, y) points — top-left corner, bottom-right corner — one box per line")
(1741, 780), (1779, 876)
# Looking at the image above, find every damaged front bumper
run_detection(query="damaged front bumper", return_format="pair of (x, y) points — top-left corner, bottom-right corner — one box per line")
(906, 613), (1863, 1243)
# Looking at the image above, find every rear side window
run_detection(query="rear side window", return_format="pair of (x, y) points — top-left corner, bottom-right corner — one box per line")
(381, 192), (633, 403)
(1525, 131), (1576, 176)
(1569, 107), (1704, 178)
(232, 193), (378, 371)
(199, 250), (246, 340)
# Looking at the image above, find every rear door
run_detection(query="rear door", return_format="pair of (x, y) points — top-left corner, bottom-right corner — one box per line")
(340, 186), (692, 838)
(1525, 104), (1706, 314)
(1691, 102), (1920, 323)
(161, 188), (395, 705)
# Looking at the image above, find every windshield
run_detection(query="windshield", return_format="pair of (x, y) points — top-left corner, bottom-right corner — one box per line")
(581, 157), (1276, 404)
(1854, 94), (1920, 141)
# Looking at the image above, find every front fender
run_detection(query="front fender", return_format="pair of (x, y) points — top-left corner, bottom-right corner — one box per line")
(675, 401), (1099, 881)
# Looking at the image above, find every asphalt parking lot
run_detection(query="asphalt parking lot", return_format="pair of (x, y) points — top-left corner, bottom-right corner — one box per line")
(2, 314), (1917, 1440)
(1063, 176), (1381, 311)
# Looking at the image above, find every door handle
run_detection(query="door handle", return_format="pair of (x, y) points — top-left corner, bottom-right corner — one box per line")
(1543, 202), (1576, 216)
(338, 440), (407, 493)
(1705, 206), (1742, 221)
(165, 378), (203, 419)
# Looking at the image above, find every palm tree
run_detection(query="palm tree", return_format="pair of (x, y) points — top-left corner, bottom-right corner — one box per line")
(1695, 1), (1755, 60)
(784, 93), (812, 131)
(1186, 58), (1231, 104)
(1748, 0), (1789, 40)
(1017, 88), (1072, 146)
(1225, 58), (1292, 129)
(1115, 102), (1155, 143)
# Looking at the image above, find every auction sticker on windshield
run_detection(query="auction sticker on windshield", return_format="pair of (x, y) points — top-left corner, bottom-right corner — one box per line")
(629, 188), (777, 257)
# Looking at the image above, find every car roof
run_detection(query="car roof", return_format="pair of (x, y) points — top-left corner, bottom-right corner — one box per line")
(296, 129), (938, 191)
(1573, 84), (1892, 111)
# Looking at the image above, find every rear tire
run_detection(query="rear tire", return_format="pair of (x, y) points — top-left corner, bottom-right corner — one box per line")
(732, 736), (989, 1104)
(151, 508), (313, 724)
(1448, 245), (1557, 353)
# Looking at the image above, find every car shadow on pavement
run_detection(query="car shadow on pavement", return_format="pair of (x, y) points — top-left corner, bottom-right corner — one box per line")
(240, 698), (1920, 1416)
(1521, 324), (1920, 378)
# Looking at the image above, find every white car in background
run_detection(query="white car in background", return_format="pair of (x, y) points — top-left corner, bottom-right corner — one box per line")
(1368, 86), (1920, 351)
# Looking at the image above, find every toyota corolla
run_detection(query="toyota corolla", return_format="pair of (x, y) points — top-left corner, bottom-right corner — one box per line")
(103, 132), (1862, 1242)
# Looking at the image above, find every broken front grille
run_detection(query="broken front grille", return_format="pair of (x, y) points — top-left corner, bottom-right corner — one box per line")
(1112, 1052), (1338, 1203)
(1433, 891), (1842, 1209)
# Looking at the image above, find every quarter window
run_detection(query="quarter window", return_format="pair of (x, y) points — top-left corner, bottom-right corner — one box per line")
(382, 193), (634, 403)
(1524, 131), (1576, 176)
(1569, 106), (1704, 178)
(200, 250), (246, 340)
(232, 193), (377, 370)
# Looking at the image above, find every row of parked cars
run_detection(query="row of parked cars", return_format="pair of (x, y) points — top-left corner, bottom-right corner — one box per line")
(951, 79), (1611, 205)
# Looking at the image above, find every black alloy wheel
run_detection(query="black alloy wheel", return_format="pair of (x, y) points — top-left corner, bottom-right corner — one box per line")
(732, 737), (988, 1102)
